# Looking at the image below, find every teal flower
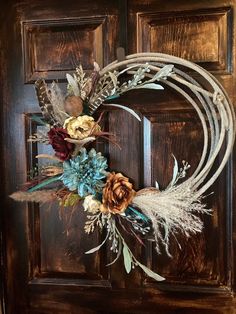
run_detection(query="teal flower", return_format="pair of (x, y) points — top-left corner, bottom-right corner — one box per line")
(61, 148), (108, 197)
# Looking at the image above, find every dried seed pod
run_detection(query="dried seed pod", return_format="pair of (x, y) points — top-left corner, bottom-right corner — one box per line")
(64, 95), (83, 117)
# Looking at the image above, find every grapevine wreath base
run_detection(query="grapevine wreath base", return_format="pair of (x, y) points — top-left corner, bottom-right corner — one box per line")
(11, 53), (235, 281)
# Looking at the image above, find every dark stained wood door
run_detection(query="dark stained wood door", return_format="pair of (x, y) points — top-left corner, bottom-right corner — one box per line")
(0, 0), (236, 313)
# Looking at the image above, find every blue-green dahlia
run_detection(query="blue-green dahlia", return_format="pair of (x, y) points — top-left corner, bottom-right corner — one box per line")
(61, 148), (108, 197)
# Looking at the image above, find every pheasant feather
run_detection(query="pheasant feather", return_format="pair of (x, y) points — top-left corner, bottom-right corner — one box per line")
(35, 79), (61, 127)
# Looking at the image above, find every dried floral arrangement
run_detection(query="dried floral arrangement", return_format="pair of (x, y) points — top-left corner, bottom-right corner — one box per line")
(11, 53), (235, 281)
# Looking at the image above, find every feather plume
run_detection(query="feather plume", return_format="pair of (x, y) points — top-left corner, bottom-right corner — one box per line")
(89, 72), (118, 114)
(10, 190), (57, 203)
(93, 62), (100, 72)
(132, 182), (211, 257)
(88, 62), (100, 99)
(35, 79), (61, 127)
(74, 65), (86, 98)
(48, 82), (69, 125)
(66, 74), (80, 96)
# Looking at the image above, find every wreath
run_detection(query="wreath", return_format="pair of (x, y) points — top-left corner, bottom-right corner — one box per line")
(11, 53), (235, 281)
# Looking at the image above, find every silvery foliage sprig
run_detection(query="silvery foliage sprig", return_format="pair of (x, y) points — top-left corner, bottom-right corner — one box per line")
(84, 211), (165, 281)
(67, 64), (95, 101)
(84, 211), (106, 234)
(120, 212), (150, 235)
(88, 63), (174, 115)
(115, 64), (174, 95)
(165, 156), (191, 189)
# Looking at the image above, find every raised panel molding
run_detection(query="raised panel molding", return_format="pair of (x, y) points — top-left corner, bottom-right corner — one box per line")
(25, 114), (110, 286)
(143, 112), (204, 192)
(137, 7), (232, 73)
(22, 17), (107, 83)
(142, 111), (230, 289)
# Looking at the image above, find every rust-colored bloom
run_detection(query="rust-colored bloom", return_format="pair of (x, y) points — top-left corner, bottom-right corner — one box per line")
(100, 172), (135, 214)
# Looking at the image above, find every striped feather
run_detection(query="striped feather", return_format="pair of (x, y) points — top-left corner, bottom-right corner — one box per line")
(35, 79), (61, 127)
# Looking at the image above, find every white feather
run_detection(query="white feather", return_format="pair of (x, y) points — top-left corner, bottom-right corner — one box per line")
(132, 182), (211, 256)
(93, 61), (100, 72)
(49, 82), (69, 125)
(66, 73), (80, 96)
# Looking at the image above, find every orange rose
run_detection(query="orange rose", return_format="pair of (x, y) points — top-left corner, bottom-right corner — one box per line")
(100, 172), (135, 214)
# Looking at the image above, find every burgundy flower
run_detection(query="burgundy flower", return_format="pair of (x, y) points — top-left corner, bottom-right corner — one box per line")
(48, 128), (75, 161)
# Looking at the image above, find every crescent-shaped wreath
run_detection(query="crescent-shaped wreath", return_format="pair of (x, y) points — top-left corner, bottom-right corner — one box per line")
(11, 53), (236, 281)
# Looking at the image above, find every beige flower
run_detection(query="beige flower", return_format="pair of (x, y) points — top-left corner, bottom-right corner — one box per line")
(64, 115), (101, 140)
(83, 195), (101, 214)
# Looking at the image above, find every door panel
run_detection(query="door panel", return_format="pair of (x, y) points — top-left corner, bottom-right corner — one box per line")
(22, 15), (116, 82)
(128, 0), (235, 306)
(26, 115), (108, 280)
(136, 7), (232, 73)
(0, 0), (236, 313)
(129, 1), (234, 300)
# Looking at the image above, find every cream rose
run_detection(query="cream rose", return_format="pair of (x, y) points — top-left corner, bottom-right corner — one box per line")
(83, 195), (101, 214)
(63, 115), (101, 140)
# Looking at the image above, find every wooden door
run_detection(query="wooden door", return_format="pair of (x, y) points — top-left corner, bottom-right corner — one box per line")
(0, 0), (236, 313)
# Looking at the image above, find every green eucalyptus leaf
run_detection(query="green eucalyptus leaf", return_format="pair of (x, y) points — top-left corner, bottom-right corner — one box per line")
(106, 240), (122, 266)
(28, 175), (61, 192)
(85, 232), (109, 254)
(122, 243), (132, 274)
(137, 262), (165, 281)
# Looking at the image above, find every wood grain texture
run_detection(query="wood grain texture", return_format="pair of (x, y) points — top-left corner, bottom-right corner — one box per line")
(22, 17), (108, 82)
(143, 111), (224, 284)
(0, 0), (236, 313)
(137, 7), (232, 73)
